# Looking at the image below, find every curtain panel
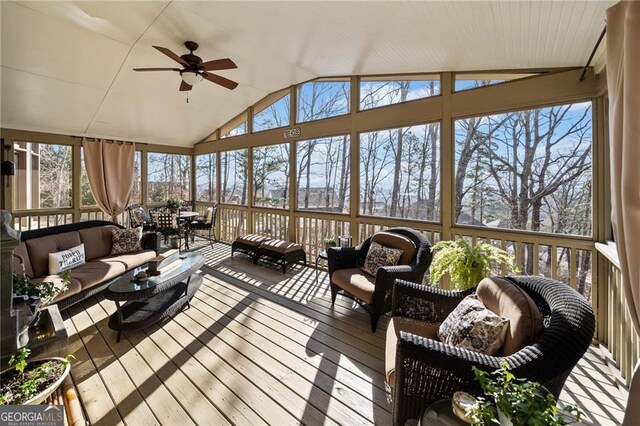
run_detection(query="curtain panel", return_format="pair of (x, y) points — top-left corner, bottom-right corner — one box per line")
(606, 1), (640, 424)
(82, 138), (135, 222)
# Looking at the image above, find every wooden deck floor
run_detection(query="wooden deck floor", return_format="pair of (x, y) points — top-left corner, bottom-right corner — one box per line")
(64, 241), (627, 425)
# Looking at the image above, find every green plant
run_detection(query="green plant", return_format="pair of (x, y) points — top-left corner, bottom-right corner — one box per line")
(429, 238), (518, 290)
(167, 198), (185, 210)
(12, 269), (70, 300)
(467, 362), (582, 426)
(9, 347), (31, 375)
(324, 236), (336, 245)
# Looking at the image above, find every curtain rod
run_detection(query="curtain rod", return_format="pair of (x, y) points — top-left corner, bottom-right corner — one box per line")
(580, 27), (607, 81)
(70, 135), (145, 145)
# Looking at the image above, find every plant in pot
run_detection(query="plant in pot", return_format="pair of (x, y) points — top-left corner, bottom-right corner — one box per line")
(466, 362), (582, 426)
(167, 198), (185, 213)
(429, 238), (518, 291)
(324, 236), (337, 251)
(0, 347), (74, 405)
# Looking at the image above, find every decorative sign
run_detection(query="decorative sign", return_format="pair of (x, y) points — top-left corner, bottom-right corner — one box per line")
(283, 128), (301, 139)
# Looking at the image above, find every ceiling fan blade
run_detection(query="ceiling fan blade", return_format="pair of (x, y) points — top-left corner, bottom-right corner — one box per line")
(153, 45), (189, 67)
(133, 68), (181, 72)
(202, 72), (238, 90)
(179, 81), (192, 92)
(201, 58), (237, 71)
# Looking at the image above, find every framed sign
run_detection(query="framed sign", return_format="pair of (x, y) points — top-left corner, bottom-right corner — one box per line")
(283, 128), (301, 139)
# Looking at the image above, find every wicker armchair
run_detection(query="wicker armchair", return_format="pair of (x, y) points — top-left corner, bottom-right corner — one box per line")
(388, 276), (595, 425)
(327, 227), (432, 332)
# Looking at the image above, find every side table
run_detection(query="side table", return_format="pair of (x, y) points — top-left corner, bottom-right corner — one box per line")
(315, 250), (328, 282)
(418, 399), (469, 425)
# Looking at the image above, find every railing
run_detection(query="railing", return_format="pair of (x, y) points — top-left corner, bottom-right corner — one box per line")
(11, 209), (126, 231)
(597, 242), (640, 387)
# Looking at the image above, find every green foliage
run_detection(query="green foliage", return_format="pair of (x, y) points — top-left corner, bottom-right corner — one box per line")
(430, 238), (518, 290)
(167, 198), (185, 209)
(9, 348), (31, 375)
(12, 270), (70, 300)
(467, 362), (582, 425)
(324, 236), (336, 245)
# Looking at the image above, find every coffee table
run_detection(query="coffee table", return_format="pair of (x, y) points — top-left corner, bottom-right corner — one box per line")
(104, 251), (204, 342)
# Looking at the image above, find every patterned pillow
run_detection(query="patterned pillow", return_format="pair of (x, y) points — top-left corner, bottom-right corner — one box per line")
(111, 227), (143, 255)
(133, 207), (152, 225)
(49, 243), (86, 274)
(438, 294), (510, 355)
(361, 241), (404, 276)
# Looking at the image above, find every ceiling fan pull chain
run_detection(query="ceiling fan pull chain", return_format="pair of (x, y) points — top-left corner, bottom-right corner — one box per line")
(187, 92), (189, 103)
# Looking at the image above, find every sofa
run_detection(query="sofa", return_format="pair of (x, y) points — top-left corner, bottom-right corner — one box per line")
(12, 220), (160, 310)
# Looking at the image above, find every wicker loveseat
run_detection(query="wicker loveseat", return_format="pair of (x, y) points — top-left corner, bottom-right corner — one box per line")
(12, 220), (160, 310)
(387, 275), (595, 425)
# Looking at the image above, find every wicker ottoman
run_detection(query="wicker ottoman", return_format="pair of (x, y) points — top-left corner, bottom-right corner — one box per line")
(257, 239), (307, 273)
(231, 234), (273, 263)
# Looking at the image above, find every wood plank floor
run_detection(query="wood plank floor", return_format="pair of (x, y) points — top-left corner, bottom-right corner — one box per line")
(63, 241), (627, 425)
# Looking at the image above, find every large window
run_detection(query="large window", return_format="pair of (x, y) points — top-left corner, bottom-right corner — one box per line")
(147, 153), (191, 203)
(195, 153), (216, 202)
(13, 142), (72, 209)
(454, 73), (540, 92)
(220, 149), (247, 205)
(360, 76), (440, 110)
(253, 143), (289, 208)
(296, 136), (350, 213)
(253, 91), (290, 132)
(454, 101), (592, 236)
(131, 152), (141, 204)
(297, 79), (350, 123)
(360, 123), (440, 221)
(221, 121), (247, 138)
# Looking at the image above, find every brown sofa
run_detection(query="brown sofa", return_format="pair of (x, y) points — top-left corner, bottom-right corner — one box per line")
(12, 220), (160, 310)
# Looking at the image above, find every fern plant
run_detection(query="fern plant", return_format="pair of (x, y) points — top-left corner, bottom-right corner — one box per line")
(430, 238), (518, 290)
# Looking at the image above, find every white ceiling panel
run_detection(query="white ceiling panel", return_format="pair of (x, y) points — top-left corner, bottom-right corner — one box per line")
(0, 0), (615, 147)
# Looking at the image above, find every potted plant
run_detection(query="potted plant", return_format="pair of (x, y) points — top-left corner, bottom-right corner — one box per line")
(324, 236), (337, 251)
(0, 347), (73, 405)
(167, 198), (185, 213)
(429, 238), (518, 290)
(467, 362), (582, 425)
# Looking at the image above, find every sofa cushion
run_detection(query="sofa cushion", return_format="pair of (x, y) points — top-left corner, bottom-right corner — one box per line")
(79, 226), (117, 261)
(371, 231), (416, 265)
(236, 234), (272, 247)
(102, 250), (156, 270)
(26, 231), (82, 278)
(362, 241), (403, 276)
(477, 277), (544, 356)
(13, 242), (34, 278)
(385, 317), (439, 387)
(49, 243), (86, 274)
(259, 239), (303, 254)
(30, 275), (83, 303)
(70, 260), (127, 289)
(438, 294), (510, 355)
(331, 267), (376, 304)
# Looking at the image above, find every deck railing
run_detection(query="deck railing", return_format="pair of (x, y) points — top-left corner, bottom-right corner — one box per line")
(596, 242), (639, 387)
(11, 208), (126, 231)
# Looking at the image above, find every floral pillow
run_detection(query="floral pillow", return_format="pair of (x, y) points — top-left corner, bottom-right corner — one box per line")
(361, 241), (403, 276)
(438, 294), (509, 355)
(111, 227), (143, 255)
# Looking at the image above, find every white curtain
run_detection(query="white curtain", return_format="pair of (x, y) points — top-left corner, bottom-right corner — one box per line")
(606, 1), (640, 424)
(82, 139), (135, 222)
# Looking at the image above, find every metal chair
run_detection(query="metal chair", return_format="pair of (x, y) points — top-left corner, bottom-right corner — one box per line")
(126, 204), (156, 231)
(187, 204), (218, 248)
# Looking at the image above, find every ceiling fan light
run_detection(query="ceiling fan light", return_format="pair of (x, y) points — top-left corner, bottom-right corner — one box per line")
(181, 70), (203, 86)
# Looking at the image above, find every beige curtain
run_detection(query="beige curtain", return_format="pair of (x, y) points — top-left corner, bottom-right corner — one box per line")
(607, 1), (640, 424)
(82, 139), (135, 222)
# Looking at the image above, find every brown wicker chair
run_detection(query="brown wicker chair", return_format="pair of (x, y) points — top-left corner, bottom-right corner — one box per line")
(327, 227), (432, 332)
(387, 275), (595, 425)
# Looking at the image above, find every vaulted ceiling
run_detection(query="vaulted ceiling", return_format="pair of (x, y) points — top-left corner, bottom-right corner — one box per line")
(0, 1), (614, 147)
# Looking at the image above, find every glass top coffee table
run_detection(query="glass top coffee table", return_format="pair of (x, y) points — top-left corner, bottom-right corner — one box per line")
(104, 251), (204, 342)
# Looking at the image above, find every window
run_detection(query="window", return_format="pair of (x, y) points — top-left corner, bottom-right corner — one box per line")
(80, 150), (140, 206)
(253, 91), (290, 132)
(253, 143), (289, 208)
(221, 121), (247, 138)
(454, 73), (540, 92)
(360, 76), (440, 110)
(131, 152), (142, 204)
(147, 153), (191, 203)
(296, 136), (350, 213)
(13, 142), (72, 209)
(360, 123), (440, 221)
(220, 149), (247, 205)
(195, 153), (217, 202)
(297, 79), (350, 123)
(454, 101), (592, 237)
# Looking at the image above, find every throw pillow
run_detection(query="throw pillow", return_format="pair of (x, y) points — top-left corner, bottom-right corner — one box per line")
(49, 243), (86, 274)
(133, 207), (152, 225)
(438, 294), (510, 355)
(111, 227), (143, 255)
(361, 241), (403, 276)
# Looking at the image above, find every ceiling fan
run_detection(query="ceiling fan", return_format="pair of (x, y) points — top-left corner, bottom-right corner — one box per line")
(134, 41), (238, 92)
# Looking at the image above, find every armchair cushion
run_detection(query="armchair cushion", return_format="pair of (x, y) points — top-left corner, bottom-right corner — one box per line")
(362, 241), (403, 276)
(385, 317), (439, 386)
(476, 277), (544, 356)
(438, 294), (509, 355)
(331, 267), (376, 304)
(371, 231), (416, 265)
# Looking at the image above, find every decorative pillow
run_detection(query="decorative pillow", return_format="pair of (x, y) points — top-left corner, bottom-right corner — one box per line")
(361, 241), (403, 276)
(111, 227), (143, 255)
(133, 207), (152, 225)
(49, 243), (85, 274)
(438, 294), (510, 355)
